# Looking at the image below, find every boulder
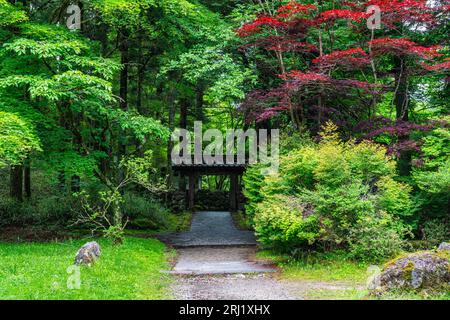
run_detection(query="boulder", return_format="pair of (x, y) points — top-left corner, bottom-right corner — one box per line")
(438, 242), (450, 251)
(369, 250), (450, 295)
(74, 241), (101, 266)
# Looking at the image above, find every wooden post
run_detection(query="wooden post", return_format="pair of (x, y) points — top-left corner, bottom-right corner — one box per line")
(188, 174), (195, 210)
(230, 174), (237, 211)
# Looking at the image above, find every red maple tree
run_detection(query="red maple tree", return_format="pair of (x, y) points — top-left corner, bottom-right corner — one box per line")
(236, 0), (449, 134)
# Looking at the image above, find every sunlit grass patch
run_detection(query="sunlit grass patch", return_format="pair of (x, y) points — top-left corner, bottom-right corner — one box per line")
(0, 237), (172, 300)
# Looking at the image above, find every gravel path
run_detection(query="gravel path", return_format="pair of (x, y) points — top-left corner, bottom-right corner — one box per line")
(160, 211), (256, 247)
(170, 247), (276, 274)
(172, 274), (297, 300)
(162, 211), (361, 299)
(172, 274), (362, 300)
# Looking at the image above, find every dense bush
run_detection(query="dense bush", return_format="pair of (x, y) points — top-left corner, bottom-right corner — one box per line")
(248, 123), (412, 260)
(412, 125), (450, 223)
(242, 163), (266, 222)
(0, 194), (78, 226)
(253, 195), (319, 248)
(348, 211), (409, 262)
(122, 193), (169, 230)
(421, 219), (450, 248)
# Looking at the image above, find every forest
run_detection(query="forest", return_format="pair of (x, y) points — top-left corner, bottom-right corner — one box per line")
(0, 0), (449, 301)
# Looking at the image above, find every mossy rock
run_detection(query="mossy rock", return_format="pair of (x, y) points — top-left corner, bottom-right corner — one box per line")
(369, 245), (450, 295)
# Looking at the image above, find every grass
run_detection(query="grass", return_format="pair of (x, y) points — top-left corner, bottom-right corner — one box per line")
(125, 211), (193, 237)
(305, 288), (369, 300)
(257, 249), (450, 300)
(257, 249), (369, 283)
(166, 211), (193, 232)
(257, 250), (370, 299)
(0, 237), (173, 300)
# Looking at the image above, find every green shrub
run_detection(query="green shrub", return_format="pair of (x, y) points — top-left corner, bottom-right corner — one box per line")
(300, 183), (375, 245)
(242, 163), (266, 223)
(254, 195), (319, 249)
(122, 193), (169, 230)
(279, 130), (313, 155)
(246, 122), (412, 260)
(348, 211), (409, 262)
(347, 140), (396, 183)
(412, 124), (450, 220)
(280, 146), (318, 190)
(36, 195), (78, 222)
(376, 176), (414, 218)
(421, 219), (450, 247)
(0, 194), (77, 226)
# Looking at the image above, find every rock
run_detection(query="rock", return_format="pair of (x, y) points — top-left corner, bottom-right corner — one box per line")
(438, 242), (450, 251)
(74, 241), (101, 266)
(369, 251), (450, 295)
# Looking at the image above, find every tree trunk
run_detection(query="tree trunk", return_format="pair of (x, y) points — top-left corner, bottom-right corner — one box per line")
(166, 87), (177, 188)
(71, 111), (82, 193)
(394, 57), (411, 176)
(10, 165), (23, 202)
(58, 170), (66, 192)
(394, 58), (409, 121)
(119, 30), (129, 112)
(195, 84), (204, 121)
(179, 98), (188, 130)
(177, 98), (189, 190)
(136, 31), (145, 115)
(24, 159), (31, 199)
(117, 29), (129, 188)
(71, 176), (81, 193)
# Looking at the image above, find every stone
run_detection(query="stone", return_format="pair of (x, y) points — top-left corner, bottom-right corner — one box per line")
(438, 242), (450, 251)
(74, 241), (101, 266)
(369, 250), (450, 295)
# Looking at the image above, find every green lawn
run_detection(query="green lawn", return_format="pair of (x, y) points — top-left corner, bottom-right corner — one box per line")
(257, 249), (450, 300)
(257, 250), (369, 283)
(0, 237), (173, 300)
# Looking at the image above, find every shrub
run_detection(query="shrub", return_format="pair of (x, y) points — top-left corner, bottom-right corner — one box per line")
(245, 122), (412, 259)
(313, 141), (350, 187)
(300, 183), (375, 245)
(280, 146), (318, 190)
(36, 195), (78, 223)
(348, 212), (409, 262)
(412, 124), (450, 220)
(279, 130), (313, 155)
(376, 176), (414, 218)
(421, 219), (450, 248)
(122, 193), (169, 230)
(0, 194), (77, 227)
(242, 163), (266, 222)
(254, 195), (319, 249)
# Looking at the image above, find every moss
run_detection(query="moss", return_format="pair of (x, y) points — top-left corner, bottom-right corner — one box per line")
(383, 250), (445, 269)
(435, 249), (450, 261)
(383, 251), (412, 268)
(402, 261), (415, 282)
